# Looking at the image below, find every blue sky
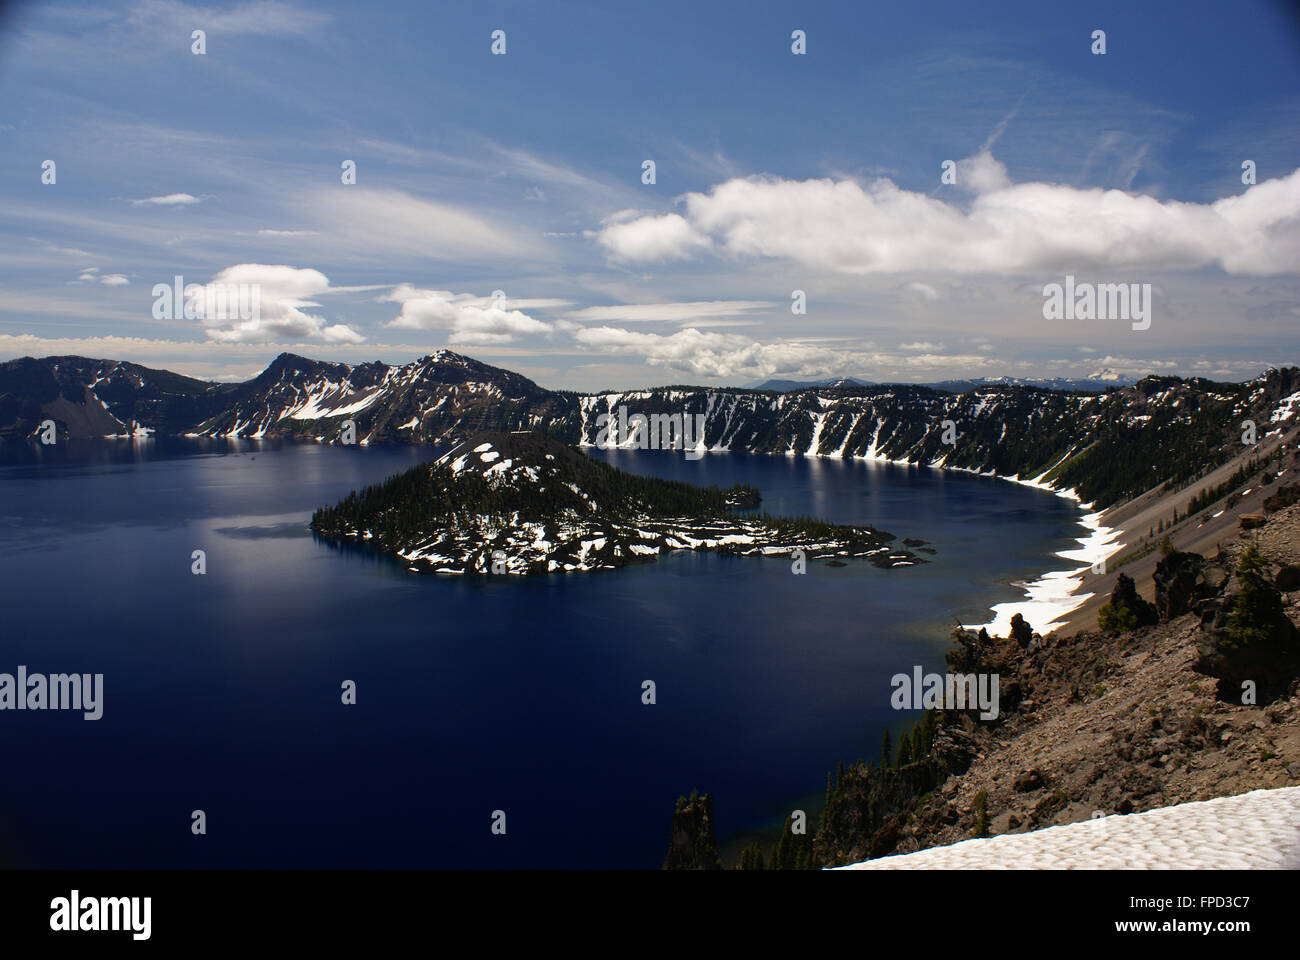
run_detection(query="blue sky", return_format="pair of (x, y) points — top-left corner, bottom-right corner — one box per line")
(1, 0), (1298, 388)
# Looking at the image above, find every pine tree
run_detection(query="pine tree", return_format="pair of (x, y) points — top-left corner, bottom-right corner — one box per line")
(1227, 545), (1285, 649)
(972, 789), (990, 838)
(881, 729), (891, 768)
(896, 735), (912, 768)
(739, 841), (765, 870)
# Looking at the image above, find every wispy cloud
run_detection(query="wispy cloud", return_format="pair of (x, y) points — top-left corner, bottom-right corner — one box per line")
(130, 193), (201, 206)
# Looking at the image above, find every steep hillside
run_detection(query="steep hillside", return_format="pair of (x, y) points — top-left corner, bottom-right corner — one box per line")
(580, 368), (1300, 509)
(0, 355), (223, 439)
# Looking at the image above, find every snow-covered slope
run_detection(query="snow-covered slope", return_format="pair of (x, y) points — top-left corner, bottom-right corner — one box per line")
(836, 786), (1300, 869)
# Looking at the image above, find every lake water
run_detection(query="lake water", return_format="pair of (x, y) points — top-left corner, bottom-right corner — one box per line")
(0, 438), (1083, 868)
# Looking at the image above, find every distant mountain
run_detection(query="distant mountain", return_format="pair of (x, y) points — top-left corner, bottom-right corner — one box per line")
(747, 372), (1138, 394)
(923, 373), (1140, 394)
(3, 350), (1298, 510)
(309, 430), (923, 575)
(0, 350), (576, 445)
(748, 376), (876, 391)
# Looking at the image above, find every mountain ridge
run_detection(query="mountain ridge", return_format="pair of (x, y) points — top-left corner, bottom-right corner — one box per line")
(3, 350), (1298, 510)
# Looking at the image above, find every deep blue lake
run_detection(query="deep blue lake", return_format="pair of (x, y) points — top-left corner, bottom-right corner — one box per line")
(0, 438), (1083, 868)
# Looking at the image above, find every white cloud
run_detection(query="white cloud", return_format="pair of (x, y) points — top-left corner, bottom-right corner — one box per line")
(187, 264), (364, 344)
(73, 268), (128, 285)
(573, 325), (991, 381)
(565, 300), (773, 324)
(257, 228), (320, 237)
(954, 149), (1011, 194)
(596, 160), (1300, 277)
(594, 212), (711, 262)
(901, 281), (940, 301)
(382, 285), (552, 345)
(131, 193), (200, 206)
(899, 341), (942, 351)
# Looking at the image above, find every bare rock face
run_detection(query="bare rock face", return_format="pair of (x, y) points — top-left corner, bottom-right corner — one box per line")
(1154, 550), (1228, 621)
(662, 792), (722, 870)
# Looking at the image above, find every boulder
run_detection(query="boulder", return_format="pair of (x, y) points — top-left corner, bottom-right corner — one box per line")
(1276, 565), (1300, 592)
(1014, 769), (1044, 792)
(1153, 550), (1205, 620)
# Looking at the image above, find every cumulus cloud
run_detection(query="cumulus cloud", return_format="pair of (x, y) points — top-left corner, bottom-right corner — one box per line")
(573, 325), (991, 381)
(954, 149), (1012, 194)
(131, 193), (200, 206)
(187, 264), (364, 344)
(382, 285), (553, 345)
(594, 212), (711, 261)
(595, 159), (1300, 276)
(99, 274), (129, 285)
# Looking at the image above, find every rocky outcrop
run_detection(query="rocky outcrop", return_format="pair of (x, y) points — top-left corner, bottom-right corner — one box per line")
(1194, 548), (1300, 703)
(813, 510), (1300, 867)
(1264, 483), (1300, 514)
(662, 792), (722, 870)
(1153, 550), (1229, 621)
(814, 726), (978, 867)
(1098, 574), (1159, 631)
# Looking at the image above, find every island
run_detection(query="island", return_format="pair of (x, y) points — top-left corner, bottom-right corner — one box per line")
(310, 430), (930, 575)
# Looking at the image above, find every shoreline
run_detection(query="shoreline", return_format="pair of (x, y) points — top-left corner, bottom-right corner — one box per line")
(812, 448), (1132, 639)
(595, 441), (1133, 640)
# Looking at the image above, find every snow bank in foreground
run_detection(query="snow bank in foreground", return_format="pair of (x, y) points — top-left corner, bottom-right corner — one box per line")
(836, 787), (1300, 870)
